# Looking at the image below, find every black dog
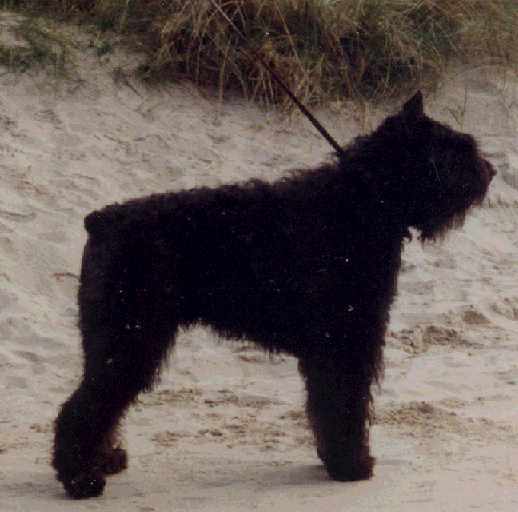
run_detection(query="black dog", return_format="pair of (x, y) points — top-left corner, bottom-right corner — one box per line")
(53, 92), (495, 498)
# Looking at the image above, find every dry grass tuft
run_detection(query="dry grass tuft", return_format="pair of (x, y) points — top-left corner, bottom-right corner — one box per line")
(0, 13), (72, 75)
(4, 0), (518, 106)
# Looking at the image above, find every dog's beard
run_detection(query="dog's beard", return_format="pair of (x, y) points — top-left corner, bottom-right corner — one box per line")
(417, 208), (468, 241)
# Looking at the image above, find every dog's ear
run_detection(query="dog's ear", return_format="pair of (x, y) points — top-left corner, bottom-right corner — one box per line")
(401, 91), (424, 120)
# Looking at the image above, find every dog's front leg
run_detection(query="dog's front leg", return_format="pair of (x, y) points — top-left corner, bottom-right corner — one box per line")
(298, 347), (376, 481)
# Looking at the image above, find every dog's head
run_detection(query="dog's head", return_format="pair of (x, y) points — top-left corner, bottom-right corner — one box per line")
(345, 91), (496, 240)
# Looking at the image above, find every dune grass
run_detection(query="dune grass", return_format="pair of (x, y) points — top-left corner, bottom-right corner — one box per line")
(0, 14), (72, 75)
(3, 0), (517, 106)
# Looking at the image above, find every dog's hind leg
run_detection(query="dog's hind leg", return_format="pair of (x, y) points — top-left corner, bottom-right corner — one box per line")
(299, 337), (380, 482)
(53, 238), (177, 499)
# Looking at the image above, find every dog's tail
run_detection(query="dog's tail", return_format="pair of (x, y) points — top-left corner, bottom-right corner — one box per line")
(84, 206), (121, 240)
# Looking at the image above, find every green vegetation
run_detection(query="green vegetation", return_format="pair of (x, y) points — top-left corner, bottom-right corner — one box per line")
(0, 14), (71, 74)
(2, 0), (517, 105)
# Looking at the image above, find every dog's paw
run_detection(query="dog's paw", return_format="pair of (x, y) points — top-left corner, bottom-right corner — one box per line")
(63, 471), (106, 499)
(323, 454), (375, 482)
(101, 446), (128, 475)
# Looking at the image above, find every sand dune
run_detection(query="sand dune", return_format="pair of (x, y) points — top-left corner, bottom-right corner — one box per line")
(0, 12), (517, 511)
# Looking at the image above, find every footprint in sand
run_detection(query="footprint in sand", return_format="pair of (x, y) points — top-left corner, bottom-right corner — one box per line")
(0, 207), (36, 223)
(378, 401), (460, 432)
(152, 431), (184, 447)
(460, 305), (491, 325)
(14, 350), (42, 364)
(72, 173), (101, 189)
(490, 296), (518, 321)
(495, 368), (518, 386)
(34, 108), (63, 128)
(0, 113), (17, 130)
(29, 422), (52, 434)
(390, 325), (475, 355)
(203, 389), (279, 409)
(138, 387), (202, 407)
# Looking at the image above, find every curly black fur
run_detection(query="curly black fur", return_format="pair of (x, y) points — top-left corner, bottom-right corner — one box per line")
(53, 92), (495, 498)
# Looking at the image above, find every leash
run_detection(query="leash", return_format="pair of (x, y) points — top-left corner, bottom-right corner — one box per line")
(208, 0), (346, 157)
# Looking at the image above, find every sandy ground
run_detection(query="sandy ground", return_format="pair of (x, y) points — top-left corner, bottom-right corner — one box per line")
(0, 11), (517, 512)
